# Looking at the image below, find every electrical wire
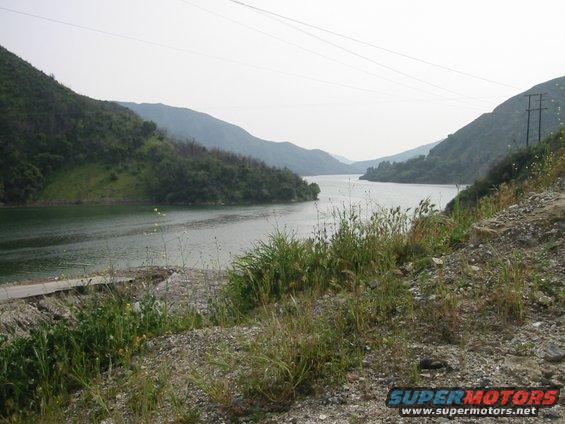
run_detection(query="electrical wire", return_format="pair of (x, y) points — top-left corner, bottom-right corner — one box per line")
(226, 0), (518, 89)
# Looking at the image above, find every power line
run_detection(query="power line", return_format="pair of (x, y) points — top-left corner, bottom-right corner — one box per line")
(225, 0), (489, 106)
(177, 0), (457, 100)
(197, 95), (497, 111)
(226, 0), (518, 89)
(0, 5), (398, 97)
(0, 5), (489, 109)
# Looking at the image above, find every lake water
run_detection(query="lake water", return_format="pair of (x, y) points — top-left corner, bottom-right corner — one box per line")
(0, 175), (461, 284)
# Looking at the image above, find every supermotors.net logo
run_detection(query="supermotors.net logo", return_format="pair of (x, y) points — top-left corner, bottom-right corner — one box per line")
(386, 387), (560, 417)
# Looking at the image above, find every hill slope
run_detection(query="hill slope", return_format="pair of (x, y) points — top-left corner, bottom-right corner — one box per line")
(350, 140), (441, 173)
(361, 76), (565, 184)
(0, 46), (319, 205)
(119, 102), (356, 176)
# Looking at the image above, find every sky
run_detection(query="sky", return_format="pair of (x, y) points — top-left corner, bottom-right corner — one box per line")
(1, 0), (564, 161)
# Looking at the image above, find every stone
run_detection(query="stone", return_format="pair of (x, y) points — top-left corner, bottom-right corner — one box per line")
(542, 369), (554, 378)
(367, 280), (379, 289)
(431, 257), (444, 267)
(403, 262), (414, 273)
(542, 406), (562, 420)
(419, 357), (447, 370)
(545, 345), (565, 363)
(469, 224), (500, 245)
(534, 291), (553, 306)
(132, 301), (141, 313)
(347, 371), (360, 382)
(518, 235), (536, 247)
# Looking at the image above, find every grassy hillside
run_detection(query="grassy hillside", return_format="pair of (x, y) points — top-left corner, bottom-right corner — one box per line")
(361, 76), (565, 184)
(447, 128), (565, 211)
(38, 164), (147, 202)
(0, 46), (319, 205)
(120, 102), (357, 176)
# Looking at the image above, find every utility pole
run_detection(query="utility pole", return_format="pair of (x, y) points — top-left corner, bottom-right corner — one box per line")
(524, 94), (534, 147)
(535, 93), (548, 144)
(524, 93), (548, 147)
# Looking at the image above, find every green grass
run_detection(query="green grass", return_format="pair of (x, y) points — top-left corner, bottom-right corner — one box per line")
(0, 292), (201, 420)
(38, 163), (149, 202)
(491, 255), (527, 323)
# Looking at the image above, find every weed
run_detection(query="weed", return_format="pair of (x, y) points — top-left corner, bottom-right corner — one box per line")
(0, 293), (201, 419)
(127, 367), (168, 421)
(491, 255), (527, 323)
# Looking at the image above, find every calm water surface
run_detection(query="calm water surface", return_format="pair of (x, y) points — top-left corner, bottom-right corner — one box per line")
(0, 175), (461, 284)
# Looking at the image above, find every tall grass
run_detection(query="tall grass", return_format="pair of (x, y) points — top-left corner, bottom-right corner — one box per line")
(225, 200), (451, 315)
(0, 292), (201, 419)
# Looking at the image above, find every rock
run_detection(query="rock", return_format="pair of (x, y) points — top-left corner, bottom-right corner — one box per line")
(542, 405), (562, 420)
(367, 280), (379, 289)
(468, 265), (480, 273)
(542, 369), (555, 378)
(545, 345), (565, 363)
(347, 371), (360, 382)
(431, 257), (444, 267)
(469, 224), (499, 245)
(518, 235), (536, 247)
(131, 301), (141, 313)
(479, 378), (492, 387)
(534, 291), (553, 306)
(419, 357), (447, 370)
(403, 262), (414, 273)
(318, 414), (328, 420)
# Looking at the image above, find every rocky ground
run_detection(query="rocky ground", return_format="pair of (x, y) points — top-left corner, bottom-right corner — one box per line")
(4, 183), (564, 423)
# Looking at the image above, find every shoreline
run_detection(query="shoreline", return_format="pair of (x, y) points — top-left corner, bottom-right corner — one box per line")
(0, 196), (317, 209)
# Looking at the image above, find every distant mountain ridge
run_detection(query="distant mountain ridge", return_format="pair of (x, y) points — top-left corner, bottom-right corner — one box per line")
(350, 140), (442, 173)
(361, 76), (565, 184)
(331, 153), (355, 165)
(120, 102), (356, 176)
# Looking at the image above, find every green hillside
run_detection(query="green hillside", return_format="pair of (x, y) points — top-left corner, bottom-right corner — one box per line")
(120, 102), (356, 176)
(0, 46), (319, 205)
(361, 76), (565, 184)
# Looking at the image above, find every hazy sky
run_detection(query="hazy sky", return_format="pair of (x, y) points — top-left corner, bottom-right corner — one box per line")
(1, 0), (564, 160)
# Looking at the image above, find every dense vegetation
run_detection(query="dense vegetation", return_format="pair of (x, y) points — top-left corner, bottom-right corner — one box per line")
(1, 132), (563, 420)
(447, 128), (565, 211)
(0, 46), (319, 205)
(361, 76), (565, 184)
(360, 154), (467, 183)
